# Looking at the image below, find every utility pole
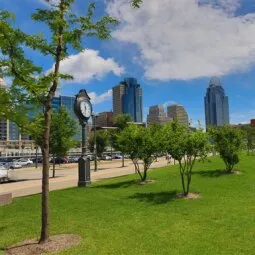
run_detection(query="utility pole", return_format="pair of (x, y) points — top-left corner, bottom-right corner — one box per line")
(93, 114), (98, 171)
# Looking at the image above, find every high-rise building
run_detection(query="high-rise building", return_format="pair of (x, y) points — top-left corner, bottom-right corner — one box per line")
(147, 105), (171, 125)
(167, 104), (189, 127)
(0, 78), (8, 145)
(112, 77), (143, 122)
(52, 95), (76, 120)
(96, 112), (114, 128)
(204, 77), (229, 128)
(52, 95), (81, 139)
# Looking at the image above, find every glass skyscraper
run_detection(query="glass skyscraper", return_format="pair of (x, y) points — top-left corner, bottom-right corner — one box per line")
(112, 77), (143, 122)
(204, 77), (229, 129)
(52, 95), (80, 139)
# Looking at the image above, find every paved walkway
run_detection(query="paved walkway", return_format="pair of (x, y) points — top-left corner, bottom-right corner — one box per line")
(0, 158), (171, 198)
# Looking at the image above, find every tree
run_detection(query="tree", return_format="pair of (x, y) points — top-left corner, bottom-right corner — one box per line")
(163, 122), (209, 196)
(0, 1), (118, 243)
(239, 125), (255, 155)
(112, 114), (132, 167)
(88, 130), (109, 157)
(148, 123), (164, 161)
(28, 107), (77, 177)
(209, 126), (245, 173)
(50, 107), (77, 177)
(117, 125), (158, 182)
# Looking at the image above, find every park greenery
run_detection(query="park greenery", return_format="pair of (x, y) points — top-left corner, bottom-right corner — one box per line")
(88, 130), (109, 157)
(163, 122), (209, 196)
(28, 107), (77, 177)
(116, 124), (158, 182)
(111, 114), (132, 167)
(1, 155), (255, 254)
(209, 126), (245, 173)
(240, 125), (255, 155)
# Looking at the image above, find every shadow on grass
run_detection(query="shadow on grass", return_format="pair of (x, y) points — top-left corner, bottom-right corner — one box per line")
(0, 226), (8, 233)
(93, 180), (137, 189)
(193, 169), (228, 178)
(128, 191), (178, 205)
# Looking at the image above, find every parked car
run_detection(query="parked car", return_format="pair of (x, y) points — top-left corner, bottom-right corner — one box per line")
(0, 164), (9, 182)
(68, 156), (79, 163)
(16, 158), (33, 166)
(53, 157), (69, 164)
(87, 155), (95, 161)
(7, 162), (23, 169)
(102, 155), (112, 160)
(113, 154), (122, 159)
(0, 158), (13, 166)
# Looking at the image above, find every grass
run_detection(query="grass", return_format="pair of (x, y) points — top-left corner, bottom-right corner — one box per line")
(1, 155), (255, 254)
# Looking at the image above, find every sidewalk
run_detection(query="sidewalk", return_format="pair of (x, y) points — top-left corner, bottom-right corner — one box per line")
(0, 158), (171, 198)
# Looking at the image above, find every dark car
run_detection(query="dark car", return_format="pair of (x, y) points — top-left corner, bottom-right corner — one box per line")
(53, 157), (68, 164)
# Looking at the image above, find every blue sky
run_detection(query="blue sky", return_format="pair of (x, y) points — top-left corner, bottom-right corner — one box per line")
(1, 0), (255, 126)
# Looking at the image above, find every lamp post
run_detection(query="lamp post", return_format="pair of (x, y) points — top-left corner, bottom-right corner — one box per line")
(74, 89), (92, 187)
(92, 113), (98, 171)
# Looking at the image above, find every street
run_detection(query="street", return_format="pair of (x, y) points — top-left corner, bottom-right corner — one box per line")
(0, 157), (169, 198)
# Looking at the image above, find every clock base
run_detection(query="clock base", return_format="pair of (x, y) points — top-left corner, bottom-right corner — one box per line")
(78, 156), (91, 187)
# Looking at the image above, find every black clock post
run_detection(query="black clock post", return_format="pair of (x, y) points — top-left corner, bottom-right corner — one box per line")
(74, 89), (93, 187)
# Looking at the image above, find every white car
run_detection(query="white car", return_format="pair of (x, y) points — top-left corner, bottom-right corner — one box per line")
(102, 155), (112, 160)
(7, 162), (23, 169)
(0, 164), (9, 182)
(16, 158), (33, 166)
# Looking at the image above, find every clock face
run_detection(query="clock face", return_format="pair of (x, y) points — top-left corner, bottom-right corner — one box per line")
(80, 100), (91, 118)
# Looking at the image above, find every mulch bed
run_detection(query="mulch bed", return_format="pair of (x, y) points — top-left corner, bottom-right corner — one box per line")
(176, 192), (201, 200)
(137, 180), (156, 185)
(230, 170), (242, 175)
(5, 234), (81, 255)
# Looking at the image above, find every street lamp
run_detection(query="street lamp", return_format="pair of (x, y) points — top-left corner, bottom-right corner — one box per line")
(92, 113), (98, 171)
(74, 89), (92, 187)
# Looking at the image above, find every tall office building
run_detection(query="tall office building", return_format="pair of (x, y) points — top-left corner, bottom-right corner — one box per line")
(147, 105), (171, 125)
(204, 77), (229, 128)
(112, 78), (143, 122)
(167, 104), (189, 127)
(52, 95), (76, 120)
(0, 78), (8, 145)
(52, 95), (81, 139)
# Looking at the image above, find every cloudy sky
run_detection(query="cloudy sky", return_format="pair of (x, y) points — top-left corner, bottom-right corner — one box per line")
(1, 0), (255, 126)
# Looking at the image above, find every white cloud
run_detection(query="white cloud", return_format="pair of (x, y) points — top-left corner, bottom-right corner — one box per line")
(230, 110), (255, 124)
(162, 100), (178, 109)
(48, 50), (124, 83)
(106, 0), (255, 81)
(39, 0), (59, 6)
(88, 89), (112, 105)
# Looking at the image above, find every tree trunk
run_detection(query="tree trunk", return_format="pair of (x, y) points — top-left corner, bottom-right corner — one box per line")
(52, 155), (56, 178)
(179, 161), (186, 196)
(122, 153), (125, 167)
(39, 0), (64, 243)
(132, 159), (143, 180)
(142, 167), (147, 182)
(39, 109), (51, 244)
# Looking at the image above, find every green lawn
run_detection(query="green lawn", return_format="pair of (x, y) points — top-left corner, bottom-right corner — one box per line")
(1, 155), (255, 255)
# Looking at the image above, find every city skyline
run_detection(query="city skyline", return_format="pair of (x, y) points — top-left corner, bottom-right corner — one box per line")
(0, 0), (255, 127)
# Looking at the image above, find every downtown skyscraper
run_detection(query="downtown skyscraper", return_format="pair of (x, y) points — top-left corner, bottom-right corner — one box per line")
(112, 77), (143, 122)
(204, 77), (229, 129)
